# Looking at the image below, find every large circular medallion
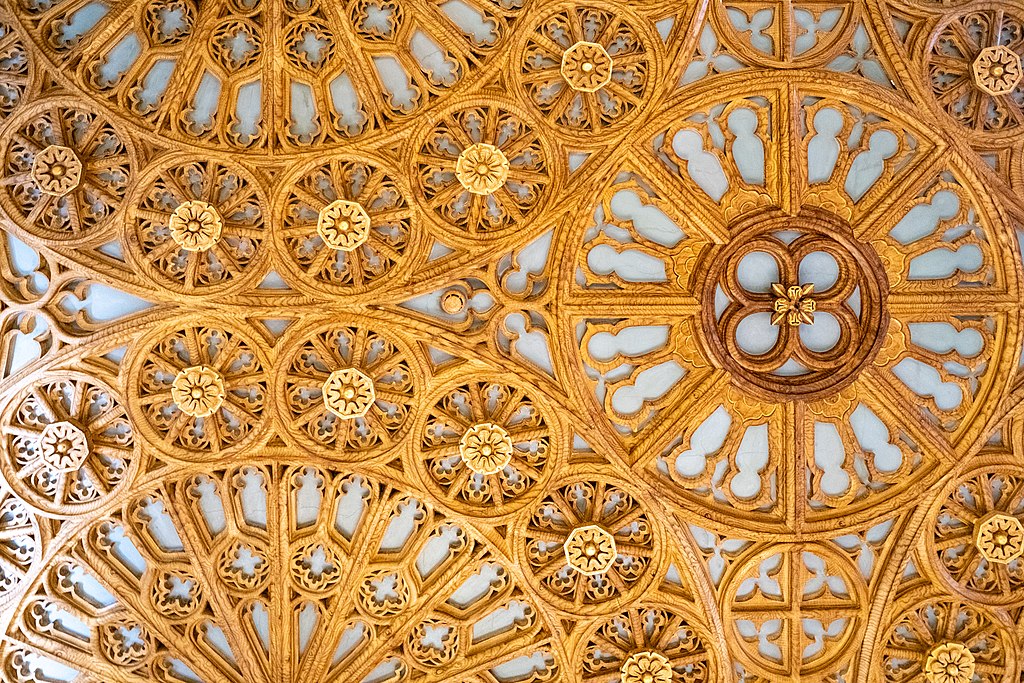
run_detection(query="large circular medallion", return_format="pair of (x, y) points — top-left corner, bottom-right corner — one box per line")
(699, 209), (889, 400)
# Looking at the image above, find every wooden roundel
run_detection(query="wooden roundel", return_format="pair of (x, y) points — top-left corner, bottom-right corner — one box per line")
(0, 1), (1022, 682)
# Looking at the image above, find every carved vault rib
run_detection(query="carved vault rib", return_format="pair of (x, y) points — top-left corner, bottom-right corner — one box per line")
(0, 1), (1022, 682)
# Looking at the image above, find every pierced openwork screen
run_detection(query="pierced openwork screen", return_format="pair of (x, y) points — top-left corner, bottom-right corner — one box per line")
(0, 0), (1022, 682)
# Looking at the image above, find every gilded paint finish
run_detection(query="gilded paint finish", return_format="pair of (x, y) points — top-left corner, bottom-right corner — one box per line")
(0, 1), (1022, 682)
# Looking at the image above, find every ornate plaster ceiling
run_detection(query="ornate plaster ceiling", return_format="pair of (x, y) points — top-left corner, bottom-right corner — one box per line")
(0, 0), (1022, 682)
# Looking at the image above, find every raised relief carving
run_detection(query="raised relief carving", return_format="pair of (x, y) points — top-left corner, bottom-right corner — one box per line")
(564, 524), (617, 575)
(0, 3), (1022, 683)
(621, 651), (674, 683)
(459, 422), (515, 475)
(167, 200), (223, 252)
(455, 143), (510, 196)
(321, 367), (376, 420)
(317, 200), (372, 252)
(170, 365), (227, 418)
(972, 45), (1023, 97)
(561, 42), (613, 93)
(30, 145), (81, 197)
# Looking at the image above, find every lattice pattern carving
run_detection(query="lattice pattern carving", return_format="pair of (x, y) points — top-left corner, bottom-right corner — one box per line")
(0, 0), (1022, 682)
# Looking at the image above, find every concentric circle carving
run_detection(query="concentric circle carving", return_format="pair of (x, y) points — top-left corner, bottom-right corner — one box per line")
(514, 474), (661, 615)
(880, 593), (1016, 683)
(413, 100), (555, 241)
(579, 603), (715, 683)
(415, 377), (561, 517)
(563, 78), (1022, 538)
(276, 156), (414, 295)
(0, 100), (132, 244)
(698, 210), (888, 400)
(929, 462), (1024, 605)
(5, 0), (528, 151)
(127, 320), (269, 462)
(2, 4), (1024, 681)
(274, 321), (417, 460)
(516, 3), (659, 137)
(0, 373), (135, 514)
(721, 542), (865, 679)
(124, 157), (267, 296)
(926, 8), (1024, 140)
(440, 287), (467, 314)
(1, 465), (557, 683)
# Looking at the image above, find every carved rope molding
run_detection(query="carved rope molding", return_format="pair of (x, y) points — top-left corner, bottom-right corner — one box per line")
(0, 0), (1021, 682)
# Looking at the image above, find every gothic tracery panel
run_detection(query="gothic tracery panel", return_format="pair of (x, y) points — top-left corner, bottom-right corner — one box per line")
(0, 0), (1022, 682)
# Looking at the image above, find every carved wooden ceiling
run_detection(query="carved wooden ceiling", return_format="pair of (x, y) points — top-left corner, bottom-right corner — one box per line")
(0, 0), (1022, 682)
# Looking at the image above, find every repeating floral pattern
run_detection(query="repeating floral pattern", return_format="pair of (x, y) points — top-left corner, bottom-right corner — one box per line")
(0, 1), (1022, 683)
(0, 101), (132, 243)
(0, 374), (135, 514)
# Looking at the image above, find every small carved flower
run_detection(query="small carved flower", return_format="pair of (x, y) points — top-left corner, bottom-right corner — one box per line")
(168, 200), (223, 252)
(290, 542), (341, 592)
(31, 145), (83, 197)
(322, 368), (376, 419)
(459, 422), (515, 474)
(771, 283), (816, 326)
(317, 199), (371, 251)
(974, 513), (1024, 564)
(170, 365), (226, 418)
(972, 45), (1023, 97)
(561, 41), (613, 92)
(621, 651), (674, 683)
(98, 620), (151, 667)
(455, 143), (509, 195)
(357, 568), (410, 618)
(564, 524), (617, 575)
(151, 569), (203, 619)
(38, 421), (89, 472)
(217, 541), (270, 591)
(924, 642), (975, 683)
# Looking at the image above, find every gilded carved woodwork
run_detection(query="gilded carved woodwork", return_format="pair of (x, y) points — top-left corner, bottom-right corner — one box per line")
(0, 0), (1022, 682)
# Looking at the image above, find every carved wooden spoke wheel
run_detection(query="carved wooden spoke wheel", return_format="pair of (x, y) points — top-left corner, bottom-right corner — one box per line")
(0, 1), (1023, 682)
